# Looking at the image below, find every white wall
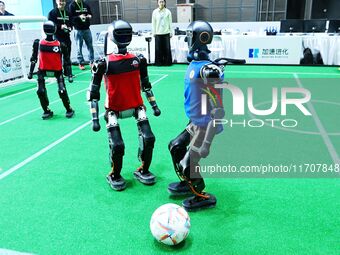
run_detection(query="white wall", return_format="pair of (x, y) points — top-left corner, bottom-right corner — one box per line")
(4, 0), (43, 17)
(3, 0), (44, 29)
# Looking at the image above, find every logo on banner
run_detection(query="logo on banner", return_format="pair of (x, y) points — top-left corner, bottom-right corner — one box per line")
(249, 48), (290, 59)
(1, 57), (12, 73)
(249, 48), (259, 58)
(12, 57), (22, 70)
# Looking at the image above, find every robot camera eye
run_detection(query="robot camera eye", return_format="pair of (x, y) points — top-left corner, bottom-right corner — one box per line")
(199, 32), (211, 44)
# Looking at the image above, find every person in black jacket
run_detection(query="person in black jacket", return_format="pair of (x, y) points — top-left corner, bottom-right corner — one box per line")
(0, 1), (14, 31)
(48, 0), (73, 82)
(69, 0), (94, 70)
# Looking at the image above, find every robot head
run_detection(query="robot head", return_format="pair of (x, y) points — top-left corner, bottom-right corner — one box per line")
(108, 20), (133, 48)
(43, 21), (56, 36)
(186, 20), (213, 52)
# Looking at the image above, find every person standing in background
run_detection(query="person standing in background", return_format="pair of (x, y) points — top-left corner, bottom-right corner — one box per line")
(152, 0), (173, 66)
(69, 0), (94, 70)
(48, 0), (73, 82)
(0, 1), (14, 31)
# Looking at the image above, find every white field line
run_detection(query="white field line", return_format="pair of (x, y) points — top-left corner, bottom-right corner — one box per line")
(0, 70), (91, 101)
(293, 73), (340, 165)
(0, 83), (89, 126)
(149, 69), (340, 76)
(0, 74), (167, 126)
(0, 76), (168, 181)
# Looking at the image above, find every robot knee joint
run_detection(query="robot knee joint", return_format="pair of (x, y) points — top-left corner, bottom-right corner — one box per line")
(169, 139), (187, 163)
(37, 87), (46, 96)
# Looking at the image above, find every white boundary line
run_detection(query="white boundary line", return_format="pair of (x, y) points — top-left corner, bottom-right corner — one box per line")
(0, 75), (168, 126)
(0, 249), (35, 255)
(149, 69), (340, 76)
(0, 83), (89, 126)
(150, 74), (168, 85)
(293, 73), (340, 164)
(249, 99), (340, 136)
(0, 70), (91, 101)
(0, 72), (163, 102)
(0, 119), (96, 180)
(0, 76), (168, 181)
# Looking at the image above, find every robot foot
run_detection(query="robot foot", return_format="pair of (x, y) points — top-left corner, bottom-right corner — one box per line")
(42, 110), (53, 120)
(65, 109), (75, 118)
(168, 181), (192, 196)
(182, 193), (217, 211)
(106, 175), (126, 191)
(133, 170), (156, 185)
(68, 75), (74, 83)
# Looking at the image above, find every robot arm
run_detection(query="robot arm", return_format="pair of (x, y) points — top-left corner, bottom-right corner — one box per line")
(197, 63), (225, 158)
(87, 59), (106, 132)
(138, 54), (161, 117)
(197, 106), (225, 158)
(28, 39), (39, 79)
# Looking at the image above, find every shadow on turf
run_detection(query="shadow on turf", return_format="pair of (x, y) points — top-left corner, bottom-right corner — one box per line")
(153, 236), (192, 251)
(168, 194), (191, 201)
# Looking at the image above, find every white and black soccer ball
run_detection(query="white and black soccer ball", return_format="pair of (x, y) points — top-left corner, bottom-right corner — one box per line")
(150, 203), (190, 246)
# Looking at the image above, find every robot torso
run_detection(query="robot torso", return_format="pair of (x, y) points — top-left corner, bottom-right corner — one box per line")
(104, 53), (143, 111)
(38, 39), (62, 72)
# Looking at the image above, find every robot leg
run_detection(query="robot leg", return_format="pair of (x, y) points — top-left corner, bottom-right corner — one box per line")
(133, 107), (156, 185)
(64, 64), (73, 83)
(36, 71), (53, 119)
(181, 126), (217, 211)
(168, 128), (191, 177)
(106, 111), (126, 191)
(56, 72), (74, 118)
(167, 128), (192, 195)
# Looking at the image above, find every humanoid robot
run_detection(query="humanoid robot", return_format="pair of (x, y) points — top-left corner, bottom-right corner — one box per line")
(167, 20), (245, 211)
(87, 20), (161, 191)
(28, 21), (74, 119)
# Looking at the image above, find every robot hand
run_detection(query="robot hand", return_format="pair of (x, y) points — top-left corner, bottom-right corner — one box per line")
(197, 141), (211, 158)
(152, 105), (161, 116)
(92, 118), (101, 132)
(27, 73), (33, 79)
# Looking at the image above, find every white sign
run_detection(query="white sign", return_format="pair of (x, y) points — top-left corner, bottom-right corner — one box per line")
(234, 36), (303, 64)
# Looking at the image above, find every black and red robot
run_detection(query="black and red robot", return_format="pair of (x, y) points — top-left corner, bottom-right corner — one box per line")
(28, 21), (74, 119)
(87, 20), (161, 191)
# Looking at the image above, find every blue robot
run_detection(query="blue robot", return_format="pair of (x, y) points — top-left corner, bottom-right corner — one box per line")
(168, 20), (245, 211)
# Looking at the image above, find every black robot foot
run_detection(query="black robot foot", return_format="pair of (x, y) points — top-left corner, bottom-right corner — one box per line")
(133, 170), (156, 185)
(168, 181), (192, 196)
(106, 175), (126, 191)
(68, 75), (73, 83)
(182, 193), (217, 211)
(42, 110), (53, 120)
(65, 109), (75, 118)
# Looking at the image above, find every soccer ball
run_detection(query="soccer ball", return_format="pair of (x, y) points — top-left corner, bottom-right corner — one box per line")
(150, 203), (190, 246)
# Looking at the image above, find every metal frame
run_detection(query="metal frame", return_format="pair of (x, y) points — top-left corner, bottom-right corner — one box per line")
(99, 0), (123, 24)
(257, 0), (287, 21)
